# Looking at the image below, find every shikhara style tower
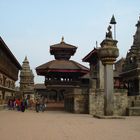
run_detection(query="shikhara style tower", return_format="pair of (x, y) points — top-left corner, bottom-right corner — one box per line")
(121, 17), (140, 96)
(20, 56), (34, 97)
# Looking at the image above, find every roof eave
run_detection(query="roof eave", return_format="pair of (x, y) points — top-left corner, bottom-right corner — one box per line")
(82, 48), (98, 62)
(0, 36), (22, 69)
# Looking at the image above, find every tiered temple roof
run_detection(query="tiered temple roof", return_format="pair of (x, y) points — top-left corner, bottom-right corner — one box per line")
(50, 37), (77, 60)
(36, 37), (89, 86)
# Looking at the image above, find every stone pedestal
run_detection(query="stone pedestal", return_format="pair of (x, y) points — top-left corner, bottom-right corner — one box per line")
(99, 38), (119, 116)
(64, 88), (89, 113)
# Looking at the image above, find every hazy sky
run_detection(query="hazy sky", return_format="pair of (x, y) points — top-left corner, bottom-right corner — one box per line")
(0, 0), (140, 84)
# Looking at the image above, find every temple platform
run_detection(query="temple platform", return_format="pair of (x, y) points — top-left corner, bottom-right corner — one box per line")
(45, 102), (64, 111)
(93, 114), (125, 119)
(126, 107), (140, 116)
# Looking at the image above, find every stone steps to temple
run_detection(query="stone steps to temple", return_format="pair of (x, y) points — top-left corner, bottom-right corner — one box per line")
(126, 96), (140, 116)
(45, 102), (64, 111)
(126, 107), (140, 116)
(133, 101), (140, 107)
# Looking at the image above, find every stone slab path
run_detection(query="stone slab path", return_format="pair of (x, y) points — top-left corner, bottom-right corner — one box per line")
(0, 110), (140, 140)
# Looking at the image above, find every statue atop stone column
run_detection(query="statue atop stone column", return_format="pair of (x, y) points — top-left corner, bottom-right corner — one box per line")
(106, 25), (113, 39)
(99, 18), (119, 116)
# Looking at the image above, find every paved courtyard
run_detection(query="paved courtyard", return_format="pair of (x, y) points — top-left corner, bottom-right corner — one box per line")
(0, 110), (140, 140)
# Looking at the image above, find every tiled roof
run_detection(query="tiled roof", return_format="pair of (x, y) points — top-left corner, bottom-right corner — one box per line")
(82, 48), (98, 62)
(50, 41), (77, 49)
(36, 59), (89, 71)
(0, 36), (21, 69)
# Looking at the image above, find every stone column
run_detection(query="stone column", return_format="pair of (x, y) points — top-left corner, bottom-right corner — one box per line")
(104, 64), (114, 115)
(99, 39), (119, 116)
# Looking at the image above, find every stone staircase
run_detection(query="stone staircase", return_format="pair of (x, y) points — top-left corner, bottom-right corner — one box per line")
(126, 96), (140, 116)
(45, 102), (64, 111)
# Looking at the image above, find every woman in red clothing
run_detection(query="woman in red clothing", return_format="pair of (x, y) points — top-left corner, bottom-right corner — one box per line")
(15, 98), (21, 111)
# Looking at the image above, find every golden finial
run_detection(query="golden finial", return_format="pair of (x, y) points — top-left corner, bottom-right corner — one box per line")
(96, 41), (98, 48)
(61, 36), (64, 42)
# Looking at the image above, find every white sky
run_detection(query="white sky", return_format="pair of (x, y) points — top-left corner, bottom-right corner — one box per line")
(0, 0), (140, 84)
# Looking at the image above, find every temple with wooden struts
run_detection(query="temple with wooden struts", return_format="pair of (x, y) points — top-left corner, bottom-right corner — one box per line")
(36, 37), (89, 112)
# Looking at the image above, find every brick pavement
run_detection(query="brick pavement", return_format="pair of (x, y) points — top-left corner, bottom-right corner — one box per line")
(0, 110), (140, 140)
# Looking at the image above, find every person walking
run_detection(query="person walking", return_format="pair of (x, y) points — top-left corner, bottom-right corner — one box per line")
(35, 98), (40, 112)
(20, 98), (26, 112)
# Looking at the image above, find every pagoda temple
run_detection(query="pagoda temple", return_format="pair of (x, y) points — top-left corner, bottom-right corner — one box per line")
(36, 37), (89, 112)
(36, 37), (89, 85)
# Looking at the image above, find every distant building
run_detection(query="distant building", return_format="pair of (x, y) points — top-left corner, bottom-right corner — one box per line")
(20, 56), (34, 99)
(0, 37), (21, 103)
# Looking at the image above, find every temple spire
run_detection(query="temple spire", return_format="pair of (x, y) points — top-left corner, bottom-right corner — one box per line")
(25, 56), (28, 61)
(24, 56), (29, 64)
(133, 16), (140, 45)
(136, 15), (140, 27)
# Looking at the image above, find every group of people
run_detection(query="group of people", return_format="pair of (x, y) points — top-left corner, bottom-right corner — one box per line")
(7, 96), (47, 113)
(35, 97), (47, 112)
(8, 97), (29, 112)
